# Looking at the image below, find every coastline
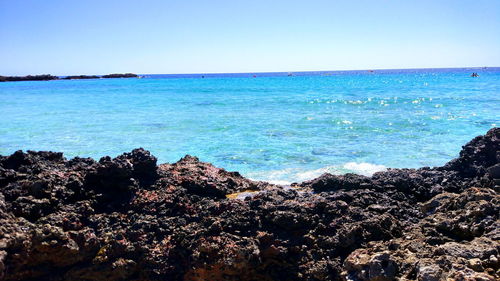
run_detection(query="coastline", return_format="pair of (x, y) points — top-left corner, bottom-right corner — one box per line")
(0, 128), (498, 280)
(0, 73), (138, 82)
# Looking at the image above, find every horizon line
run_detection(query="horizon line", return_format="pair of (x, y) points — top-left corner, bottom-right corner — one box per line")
(140, 66), (497, 76)
(2, 66), (499, 77)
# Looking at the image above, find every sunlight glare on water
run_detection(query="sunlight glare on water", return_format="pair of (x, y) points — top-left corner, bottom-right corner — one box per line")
(0, 68), (498, 183)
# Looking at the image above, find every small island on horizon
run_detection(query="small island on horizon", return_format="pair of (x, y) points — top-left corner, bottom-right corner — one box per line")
(0, 73), (139, 82)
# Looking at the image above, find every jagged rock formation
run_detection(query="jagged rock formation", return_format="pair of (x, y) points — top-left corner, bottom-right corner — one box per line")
(0, 128), (498, 280)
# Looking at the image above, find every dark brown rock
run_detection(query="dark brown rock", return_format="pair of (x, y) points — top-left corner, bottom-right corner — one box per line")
(0, 128), (498, 280)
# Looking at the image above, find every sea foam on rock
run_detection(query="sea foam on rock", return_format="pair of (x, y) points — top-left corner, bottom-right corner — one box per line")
(0, 128), (498, 280)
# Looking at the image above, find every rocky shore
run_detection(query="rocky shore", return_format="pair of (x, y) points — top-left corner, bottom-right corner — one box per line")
(0, 73), (138, 82)
(0, 128), (498, 280)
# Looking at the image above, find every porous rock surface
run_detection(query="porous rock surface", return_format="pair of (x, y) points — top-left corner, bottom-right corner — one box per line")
(0, 128), (498, 280)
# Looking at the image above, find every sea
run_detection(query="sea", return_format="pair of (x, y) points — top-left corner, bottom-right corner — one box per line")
(0, 68), (498, 184)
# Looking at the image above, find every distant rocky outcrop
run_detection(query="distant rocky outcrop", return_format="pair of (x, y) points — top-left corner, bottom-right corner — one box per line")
(0, 128), (498, 280)
(101, 73), (138, 78)
(0, 73), (139, 82)
(62, 75), (101, 80)
(0, 74), (59, 82)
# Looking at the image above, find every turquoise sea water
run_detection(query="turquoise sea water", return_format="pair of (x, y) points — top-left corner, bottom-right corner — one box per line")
(0, 68), (499, 183)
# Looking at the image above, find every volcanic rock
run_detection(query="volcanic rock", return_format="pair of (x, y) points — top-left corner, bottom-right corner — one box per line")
(0, 128), (498, 280)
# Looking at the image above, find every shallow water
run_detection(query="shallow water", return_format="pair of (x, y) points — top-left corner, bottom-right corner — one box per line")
(0, 68), (498, 183)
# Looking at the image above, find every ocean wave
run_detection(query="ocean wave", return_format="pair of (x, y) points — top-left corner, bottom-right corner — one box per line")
(247, 162), (387, 185)
(342, 162), (387, 176)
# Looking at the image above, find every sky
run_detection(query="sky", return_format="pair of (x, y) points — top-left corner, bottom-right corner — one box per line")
(1, 0), (499, 76)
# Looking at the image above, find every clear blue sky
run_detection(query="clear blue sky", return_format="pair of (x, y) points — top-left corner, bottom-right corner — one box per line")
(1, 0), (499, 76)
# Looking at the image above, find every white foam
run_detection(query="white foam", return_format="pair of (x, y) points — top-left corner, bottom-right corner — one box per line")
(247, 162), (387, 185)
(266, 180), (294, 186)
(342, 162), (387, 176)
